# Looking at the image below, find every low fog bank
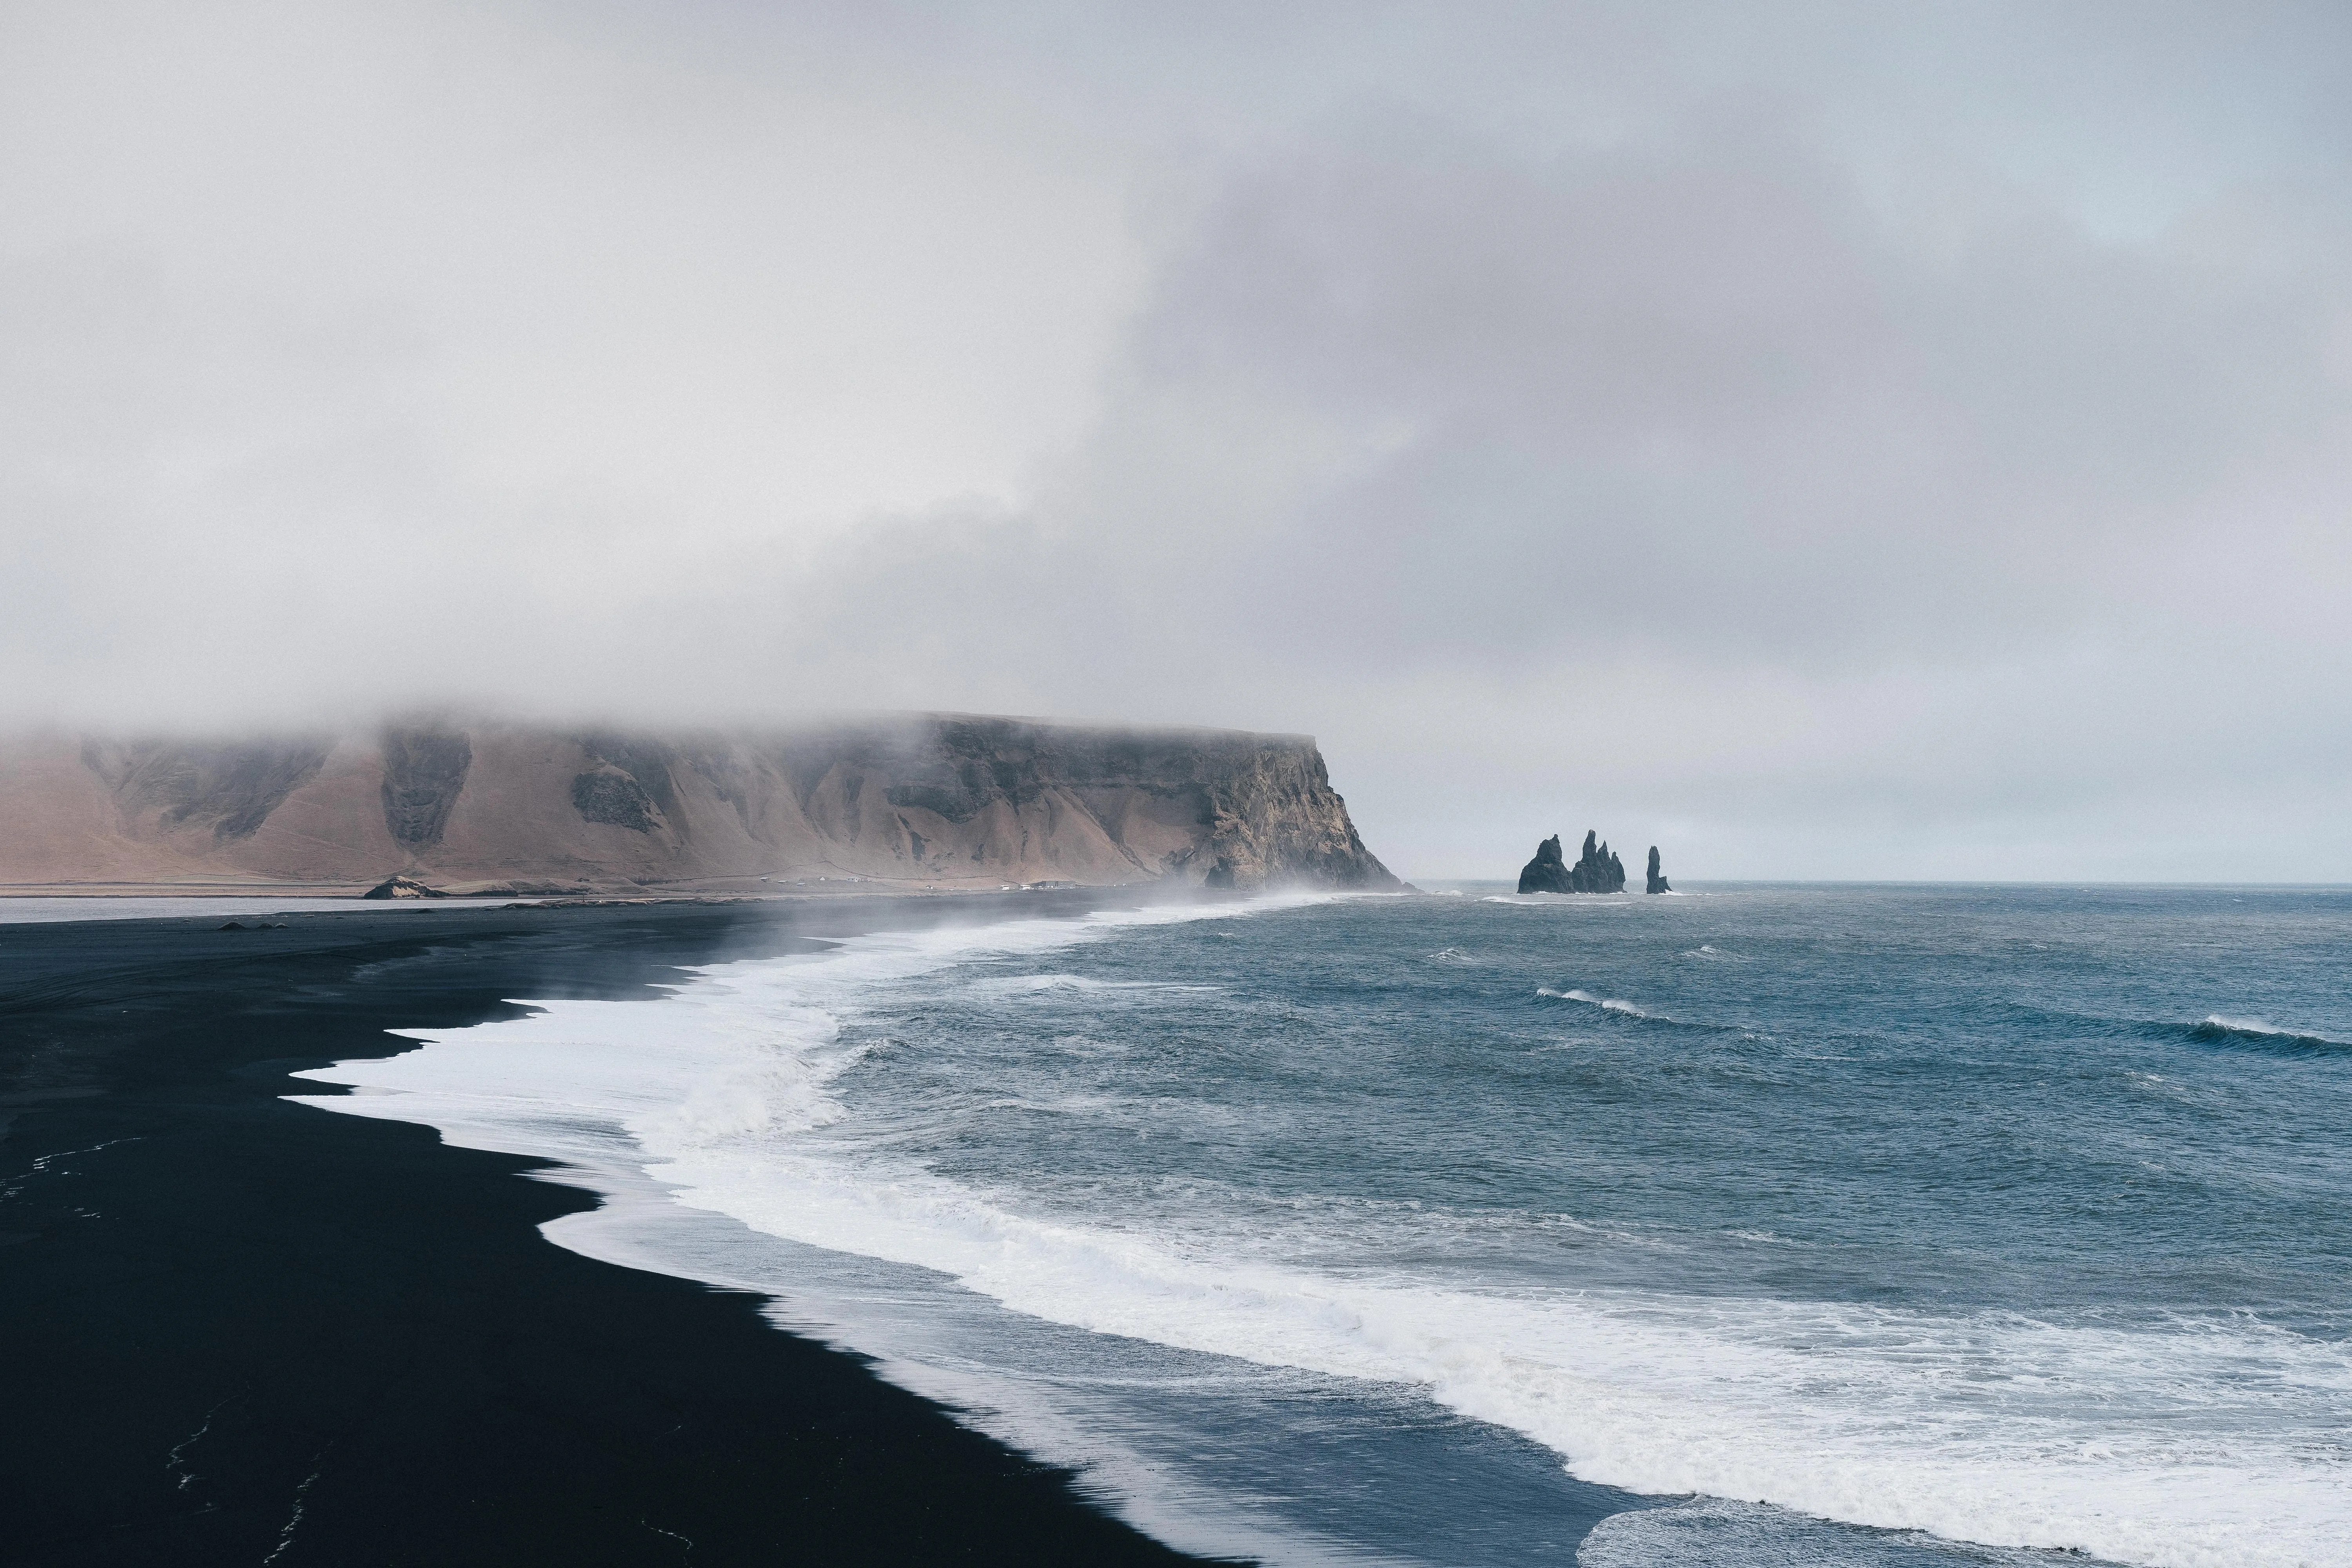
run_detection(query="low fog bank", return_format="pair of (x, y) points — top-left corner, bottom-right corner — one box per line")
(7, 3), (2349, 882)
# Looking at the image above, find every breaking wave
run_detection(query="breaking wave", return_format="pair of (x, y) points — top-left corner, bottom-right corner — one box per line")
(1537, 986), (1657, 1020)
(2183, 1016), (2352, 1056)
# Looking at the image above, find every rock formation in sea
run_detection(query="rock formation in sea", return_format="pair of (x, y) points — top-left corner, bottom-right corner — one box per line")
(1574, 831), (1628, 893)
(1517, 830), (1626, 894)
(1517, 835), (1572, 894)
(1646, 846), (1670, 894)
(0, 714), (1403, 895)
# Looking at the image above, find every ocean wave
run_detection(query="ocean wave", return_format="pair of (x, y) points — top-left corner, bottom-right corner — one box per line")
(637, 1184), (2352, 1568)
(2183, 1016), (2352, 1055)
(967, 973), (1222, 997)
(1537, 986), (1657, 1020)
(294, 893), (1334, 1162)
(556, 1111), (2352, 1567)
(288, 895), (2352, 1568)
(1533, 989), (1756, 1040)
(2011, 1001), (2352, 1061)
(1577, 1497), (2049, 1568)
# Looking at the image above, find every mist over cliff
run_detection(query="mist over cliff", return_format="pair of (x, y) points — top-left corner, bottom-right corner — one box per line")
(0, 714), (1401, 896)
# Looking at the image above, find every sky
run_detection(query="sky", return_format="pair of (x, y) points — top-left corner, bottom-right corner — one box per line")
(4, 0), (2350, 880)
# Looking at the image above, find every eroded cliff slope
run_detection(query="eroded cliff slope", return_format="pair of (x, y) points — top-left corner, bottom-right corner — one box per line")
(0, 715), (1401, 894)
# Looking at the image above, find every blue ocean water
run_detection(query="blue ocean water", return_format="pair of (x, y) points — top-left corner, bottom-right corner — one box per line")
(297, 887), (2352, 1568)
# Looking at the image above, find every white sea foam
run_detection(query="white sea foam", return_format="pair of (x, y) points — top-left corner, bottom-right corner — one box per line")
(289, 898), (2352, 1568)
(1577, 1497), (2047, 1568)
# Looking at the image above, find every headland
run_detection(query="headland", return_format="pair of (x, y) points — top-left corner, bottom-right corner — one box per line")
(0, 713), (1399, 900)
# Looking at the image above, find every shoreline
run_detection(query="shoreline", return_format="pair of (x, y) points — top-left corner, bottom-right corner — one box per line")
(1, 894), (1231, 1566)
(0, 879), (1116, 899)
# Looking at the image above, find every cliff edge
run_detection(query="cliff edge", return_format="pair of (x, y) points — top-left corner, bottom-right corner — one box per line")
(0, 714), (1402, 895)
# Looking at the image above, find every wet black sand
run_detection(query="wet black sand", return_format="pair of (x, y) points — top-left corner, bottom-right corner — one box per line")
(0, 895), (1223, 1566)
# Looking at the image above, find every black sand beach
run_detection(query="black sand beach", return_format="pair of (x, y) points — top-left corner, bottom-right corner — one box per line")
(1, 895), (1223, 1566)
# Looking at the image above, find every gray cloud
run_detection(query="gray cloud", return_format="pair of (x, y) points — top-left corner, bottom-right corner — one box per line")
(1109, 120), (2344, 662)
(5, 2), (2350, 878)
(761, 113), (2352, 880)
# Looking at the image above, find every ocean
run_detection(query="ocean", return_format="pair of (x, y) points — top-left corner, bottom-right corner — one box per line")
(289, 885), (2352, 1568)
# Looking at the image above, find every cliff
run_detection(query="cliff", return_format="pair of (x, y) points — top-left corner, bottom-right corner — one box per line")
(0, 715), (1403, 896)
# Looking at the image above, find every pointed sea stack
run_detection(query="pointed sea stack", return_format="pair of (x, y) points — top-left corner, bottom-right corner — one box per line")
(1571, 830), (1626, 893)
(1517, 831), (1627, 894)
(1517, 835), (1572, 893)
(1646, 846), (1670, 894)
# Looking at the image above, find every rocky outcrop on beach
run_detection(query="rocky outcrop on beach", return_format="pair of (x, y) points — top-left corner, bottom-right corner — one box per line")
(1517, 831), (1626, 894)
(0, 715), (1403, 895)
(1646, 846), (1670, 894)
(361, 874), (448, 899)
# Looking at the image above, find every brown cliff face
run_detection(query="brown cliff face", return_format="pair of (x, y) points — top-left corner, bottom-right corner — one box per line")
(0, 715), (1402, 895)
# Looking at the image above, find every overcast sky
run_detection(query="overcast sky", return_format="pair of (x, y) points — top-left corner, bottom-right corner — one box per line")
(5, 0), (2350, 880)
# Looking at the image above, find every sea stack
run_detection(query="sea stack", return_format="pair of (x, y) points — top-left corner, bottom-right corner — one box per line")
(1517, 835), (1572, 893)
(1516, 830), (1626, 894)
(1573, 831), (1627, 892)
(1646, 846), (1670, 894)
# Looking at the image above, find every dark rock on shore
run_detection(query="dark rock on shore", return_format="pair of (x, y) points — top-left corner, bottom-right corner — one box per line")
(362, 873), (448, 900)
(1646, 846), (1670, 894)
(1518, 831), (1628, 894)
